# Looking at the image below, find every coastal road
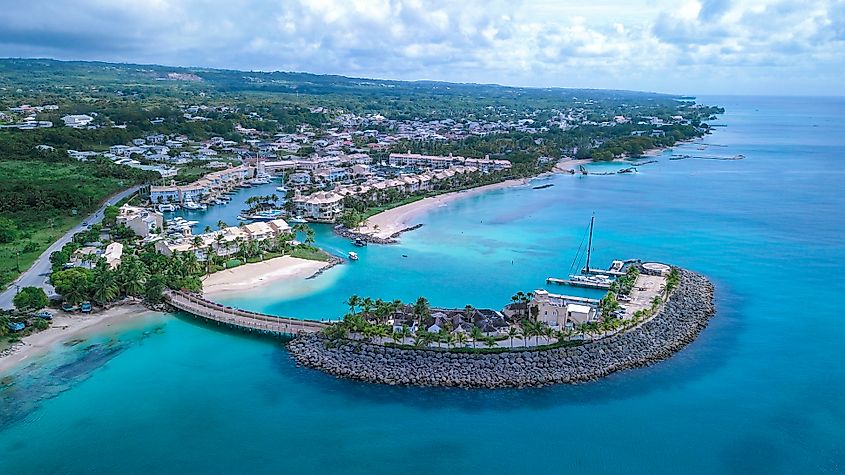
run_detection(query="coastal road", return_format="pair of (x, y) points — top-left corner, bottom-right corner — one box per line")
(0, 185), (142, 309)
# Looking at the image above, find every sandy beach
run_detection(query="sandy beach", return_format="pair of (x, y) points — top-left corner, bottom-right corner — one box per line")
(202, 256), (326, 297)
(0, 303), (153, 375)
(354, 177), (531, 239)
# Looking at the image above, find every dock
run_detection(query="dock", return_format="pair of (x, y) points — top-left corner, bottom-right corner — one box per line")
(582, 267), (626, 277)
(547, 277), (612, 290)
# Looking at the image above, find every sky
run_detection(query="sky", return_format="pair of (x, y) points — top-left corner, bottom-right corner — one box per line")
(0, 0), (843, 95)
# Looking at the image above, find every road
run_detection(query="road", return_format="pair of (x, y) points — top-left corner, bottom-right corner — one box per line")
(0, 186), (142, 309)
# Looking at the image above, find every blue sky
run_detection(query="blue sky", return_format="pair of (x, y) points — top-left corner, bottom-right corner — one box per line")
(1, 0), (843, 95)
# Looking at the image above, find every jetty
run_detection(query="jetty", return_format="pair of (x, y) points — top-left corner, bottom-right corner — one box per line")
(546, 277), (611, 290)
(163, 290), (327, 336)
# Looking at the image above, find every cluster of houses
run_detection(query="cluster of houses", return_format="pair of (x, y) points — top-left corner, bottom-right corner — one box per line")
(382, 291), (599, 338)
(387, 306), (510, 335)
(291, 161), (489, 222)
(0, 103), (58, 129)
(148, 165), (251, 206)
(154, 218), (292, 260)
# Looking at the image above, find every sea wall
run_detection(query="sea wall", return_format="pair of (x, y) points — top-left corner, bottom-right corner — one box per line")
(287, 269), (715, 388)
(334, 224), (424, 244)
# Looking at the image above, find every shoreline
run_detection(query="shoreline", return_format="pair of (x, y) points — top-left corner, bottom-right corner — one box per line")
(345, 146), (685, 242)
(202, 255), (328, 297)
(351, 177), (531, 240)
(288, 269), (716, 388)
(0, 302), (154, 375)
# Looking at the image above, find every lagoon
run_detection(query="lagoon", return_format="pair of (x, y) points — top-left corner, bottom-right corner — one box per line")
(1, 96), (844, 473)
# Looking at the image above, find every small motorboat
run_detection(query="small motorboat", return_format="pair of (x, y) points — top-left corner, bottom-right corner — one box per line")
(353, 238), (367, 247)
(348, 251), (359, 261)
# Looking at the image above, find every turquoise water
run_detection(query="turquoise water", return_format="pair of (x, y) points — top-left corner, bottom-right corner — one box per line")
(2, 96), (844, 473)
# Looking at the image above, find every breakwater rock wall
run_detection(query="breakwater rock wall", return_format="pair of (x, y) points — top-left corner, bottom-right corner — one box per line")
(334, 224), (424, 244)
(287, 269), (715, 388)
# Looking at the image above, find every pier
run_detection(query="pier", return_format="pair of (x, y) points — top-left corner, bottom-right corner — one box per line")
(163, 290), (327, 336)
(546, 277), (612, 290)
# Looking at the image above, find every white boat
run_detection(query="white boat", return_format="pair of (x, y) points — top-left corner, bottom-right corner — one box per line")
(289, 216), (307, 223)
(276, 186), (287, 193)
(348, 251), (359, 261)
(157, 204), (179, 212)
(183, 200), (207, 211)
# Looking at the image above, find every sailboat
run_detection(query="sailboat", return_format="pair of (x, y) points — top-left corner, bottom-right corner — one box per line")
(568, 215), (598, 279)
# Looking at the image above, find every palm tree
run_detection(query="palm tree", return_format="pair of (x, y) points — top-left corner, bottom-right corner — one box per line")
(470, 326), (483, 349)
(413, 296), (430, 321)
(361, 297), (374, 316)
(217, 220), (228, 230)
(483, 338), (497, 349)
(455, 332), (468, 349)
(400, 325), (413, 343)
(91, 267), (118, 305)
(507, 326), (519, 348)
(371, 325), (388, 343)
(345, 295), (361, 315)
(203, 225), (213, 234)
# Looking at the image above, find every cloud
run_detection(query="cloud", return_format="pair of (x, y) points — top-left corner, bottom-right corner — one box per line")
(0, 0), (842, 94)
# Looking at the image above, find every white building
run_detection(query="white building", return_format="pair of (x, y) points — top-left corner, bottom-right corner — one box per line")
(116, 205), (163, 238)
(293, 191), (344, 222)
(531, 290), (597, 329)
(62, 114), (94, 128)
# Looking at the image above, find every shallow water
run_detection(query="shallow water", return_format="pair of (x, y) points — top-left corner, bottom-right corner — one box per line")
(1, 96), (843, 474)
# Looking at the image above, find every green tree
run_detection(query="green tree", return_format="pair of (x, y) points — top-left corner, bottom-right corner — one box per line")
(13, 286), (49, 310)
(51, 267), (92, 305)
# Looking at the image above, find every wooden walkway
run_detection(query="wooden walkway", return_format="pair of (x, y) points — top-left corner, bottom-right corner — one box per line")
(163, 290), (328, 337)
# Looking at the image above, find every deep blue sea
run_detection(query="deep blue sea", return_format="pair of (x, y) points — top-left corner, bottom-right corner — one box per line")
(1, 96), (844, 474)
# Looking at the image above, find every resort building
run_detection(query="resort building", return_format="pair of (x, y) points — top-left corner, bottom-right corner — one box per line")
(155, 218), (292, 259)
(116, 205), (163, 238)
(531, 290), (598, 329)
(389, 152), (460, 169)
(293, 191), (344, 222)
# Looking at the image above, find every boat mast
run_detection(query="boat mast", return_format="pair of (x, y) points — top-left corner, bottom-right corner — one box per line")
(585, 215), (594, 273)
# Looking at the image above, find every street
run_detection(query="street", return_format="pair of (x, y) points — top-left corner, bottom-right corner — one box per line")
(0, 186), (141, 309)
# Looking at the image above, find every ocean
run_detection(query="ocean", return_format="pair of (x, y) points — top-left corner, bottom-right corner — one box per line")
(1, 96), (843, 474)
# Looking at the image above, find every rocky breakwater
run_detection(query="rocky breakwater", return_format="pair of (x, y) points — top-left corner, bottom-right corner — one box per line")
(287, 269), (715, 388)
(334, 224), (424, 244)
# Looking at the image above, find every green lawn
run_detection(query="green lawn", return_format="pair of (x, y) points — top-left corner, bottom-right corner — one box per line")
(0, 160), (137, 287)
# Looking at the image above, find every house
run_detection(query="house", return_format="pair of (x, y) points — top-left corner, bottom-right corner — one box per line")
(531, 290), (597, 329)
(116, 205), (163, 238)
(102, 242), (123, 269)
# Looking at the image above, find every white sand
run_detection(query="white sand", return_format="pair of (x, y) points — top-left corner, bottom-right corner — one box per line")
(354, 178), (530, 239)
(0, 303), (153, 374)
(202, 256), (326, 297)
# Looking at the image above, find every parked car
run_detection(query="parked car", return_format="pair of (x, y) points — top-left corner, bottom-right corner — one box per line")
(7, 321), (25, 332)
(62, 302), (76, 312)
(80, 301), (92, 313)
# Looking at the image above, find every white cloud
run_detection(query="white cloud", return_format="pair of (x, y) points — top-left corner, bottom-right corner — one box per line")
(0, 0), (842, 94)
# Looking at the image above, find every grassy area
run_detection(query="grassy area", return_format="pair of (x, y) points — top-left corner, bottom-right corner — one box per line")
(0, 215), (83, 286)
(289, 246), (332, 262)
(0, 160), (138, 287)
